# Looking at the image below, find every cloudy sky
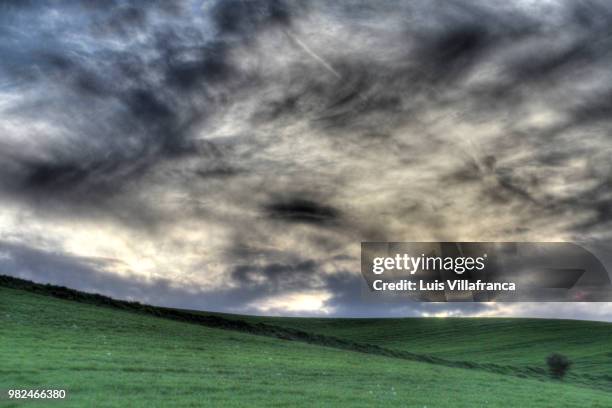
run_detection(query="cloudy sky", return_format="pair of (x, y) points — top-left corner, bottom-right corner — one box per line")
(1, 0), (612, 320)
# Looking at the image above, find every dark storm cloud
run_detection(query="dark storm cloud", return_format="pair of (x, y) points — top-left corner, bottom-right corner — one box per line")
(0, 0), (294, 210)
(212, 0), (293, 36)
(264, 198), (340, 225)
(0, 240), (128, 296)
(1, 0), (610, 214)
(231, 258), (317, 286)
(2, 0), (612, 318)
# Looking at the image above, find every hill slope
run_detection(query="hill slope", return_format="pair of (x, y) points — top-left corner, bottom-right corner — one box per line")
(237, 315), (612, 383)
(1, 277), (612, 407)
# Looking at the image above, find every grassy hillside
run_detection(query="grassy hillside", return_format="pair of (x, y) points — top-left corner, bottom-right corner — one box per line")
(238, 316), (612, 382)
(2, 278), (612, 407)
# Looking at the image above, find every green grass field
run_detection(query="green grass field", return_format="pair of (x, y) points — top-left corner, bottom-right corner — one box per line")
(236, 315), (612, 383)
(1, 277), (612, 407)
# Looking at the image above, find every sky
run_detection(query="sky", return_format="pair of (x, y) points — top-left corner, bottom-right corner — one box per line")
(1, 0), (612, 320)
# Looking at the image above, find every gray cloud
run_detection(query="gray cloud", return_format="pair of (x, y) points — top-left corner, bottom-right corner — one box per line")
(1, 0), (612, 318)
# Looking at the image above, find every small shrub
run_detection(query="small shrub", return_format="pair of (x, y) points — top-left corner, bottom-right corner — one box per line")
(546, 353), (571, 379)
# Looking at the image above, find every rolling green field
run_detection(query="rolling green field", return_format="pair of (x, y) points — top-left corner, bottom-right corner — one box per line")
(237, 315), (612, 382)
(2, 277), (612, 407)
